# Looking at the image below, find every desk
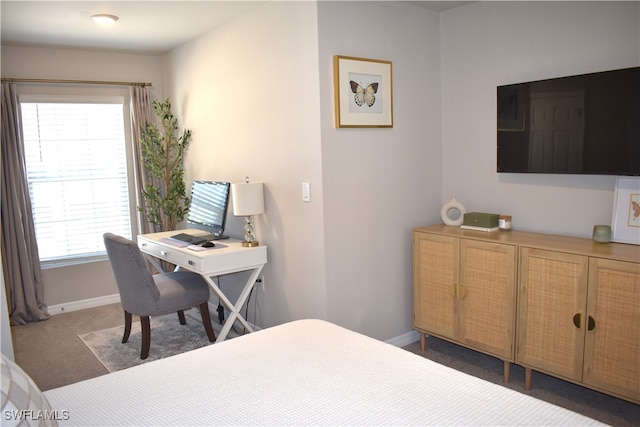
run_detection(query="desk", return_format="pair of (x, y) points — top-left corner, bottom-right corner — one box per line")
(138, 229), (267, 342)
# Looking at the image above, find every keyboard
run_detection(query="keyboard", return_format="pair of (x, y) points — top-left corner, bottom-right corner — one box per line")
(170, 233), (207, 245)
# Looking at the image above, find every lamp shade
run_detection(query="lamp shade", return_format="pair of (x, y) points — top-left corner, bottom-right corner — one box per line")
(232, 182), (264, 216)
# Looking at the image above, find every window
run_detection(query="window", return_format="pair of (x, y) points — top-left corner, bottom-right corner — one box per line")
(20, 96), (135, 266)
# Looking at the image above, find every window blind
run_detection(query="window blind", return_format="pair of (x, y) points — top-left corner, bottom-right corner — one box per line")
(21, 100), (132, 265)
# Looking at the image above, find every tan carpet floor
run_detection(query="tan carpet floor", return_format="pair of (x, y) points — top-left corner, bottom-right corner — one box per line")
(11, 303), (123, 390)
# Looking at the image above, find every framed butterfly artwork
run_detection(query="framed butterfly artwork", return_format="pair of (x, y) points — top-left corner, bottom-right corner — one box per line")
(611, 176), (640, 245)
(333, 56), (393, 128)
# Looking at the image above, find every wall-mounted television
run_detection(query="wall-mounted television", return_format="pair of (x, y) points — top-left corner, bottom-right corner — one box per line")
(497, 67), (639, 175)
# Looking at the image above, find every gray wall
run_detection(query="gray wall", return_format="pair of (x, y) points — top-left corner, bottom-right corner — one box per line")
(2, 1), (638, 343)
(440, 1), (640, 237)
(317, 2), (442, 339)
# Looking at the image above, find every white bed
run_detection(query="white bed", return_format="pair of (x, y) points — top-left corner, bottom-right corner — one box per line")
(37, 319), (602, 426)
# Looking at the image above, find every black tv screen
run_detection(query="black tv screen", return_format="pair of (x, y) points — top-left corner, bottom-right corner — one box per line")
(497, 67), (639, 175)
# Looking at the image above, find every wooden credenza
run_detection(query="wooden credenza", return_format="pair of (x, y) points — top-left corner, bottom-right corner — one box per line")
(413, 224), (640, 404)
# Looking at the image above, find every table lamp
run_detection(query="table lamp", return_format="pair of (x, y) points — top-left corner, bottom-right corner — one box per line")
(232, 177), (264, 247)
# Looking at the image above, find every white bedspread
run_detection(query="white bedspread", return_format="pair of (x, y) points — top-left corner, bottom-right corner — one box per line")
(45, 319), (603, 426)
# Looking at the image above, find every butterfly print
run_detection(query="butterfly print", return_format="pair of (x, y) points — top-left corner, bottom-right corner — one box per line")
(350, 81), (379, 107)
(632, 201), (640, 219)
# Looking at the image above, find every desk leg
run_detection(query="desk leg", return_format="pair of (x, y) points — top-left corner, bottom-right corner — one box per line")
(204, 266), (263, 342)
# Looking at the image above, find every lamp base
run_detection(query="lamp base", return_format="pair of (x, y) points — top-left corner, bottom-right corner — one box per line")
(242, 241), (259, 247)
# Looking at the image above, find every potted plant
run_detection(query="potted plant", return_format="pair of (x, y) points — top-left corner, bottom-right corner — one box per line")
(138, 98), (191, 232)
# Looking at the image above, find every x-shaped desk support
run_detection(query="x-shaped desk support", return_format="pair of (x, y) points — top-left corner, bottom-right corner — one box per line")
(201, 265), (264, 342)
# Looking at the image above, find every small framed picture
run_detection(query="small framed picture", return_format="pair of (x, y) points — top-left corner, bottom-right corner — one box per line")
(333, 55), (393, 128)
(611, 176), (640, 245)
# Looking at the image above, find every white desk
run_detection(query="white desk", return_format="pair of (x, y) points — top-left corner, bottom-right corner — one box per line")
(138, 229), (267, 342)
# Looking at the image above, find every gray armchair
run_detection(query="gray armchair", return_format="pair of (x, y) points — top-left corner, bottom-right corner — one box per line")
(103, 233), (216, 359)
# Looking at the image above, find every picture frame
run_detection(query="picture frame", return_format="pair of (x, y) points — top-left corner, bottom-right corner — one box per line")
(333, 55), (393, 128)
(611, 176), (640, 245)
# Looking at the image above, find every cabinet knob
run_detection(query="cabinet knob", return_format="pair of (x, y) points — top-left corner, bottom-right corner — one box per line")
(572, 313), (582, 329)
(572, 313), (595, 330)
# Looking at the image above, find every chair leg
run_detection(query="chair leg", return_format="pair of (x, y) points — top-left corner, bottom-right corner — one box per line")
(177, 310), (186, 325)
(122, 311), (132, 343)
(140, 316), (151, 360)
(199, 302), (216, 342)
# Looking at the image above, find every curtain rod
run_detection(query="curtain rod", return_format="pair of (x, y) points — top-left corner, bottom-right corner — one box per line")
(1, 78), (152, 87)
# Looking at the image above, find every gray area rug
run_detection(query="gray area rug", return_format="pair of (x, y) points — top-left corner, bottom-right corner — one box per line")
(79, 309), (234, 372)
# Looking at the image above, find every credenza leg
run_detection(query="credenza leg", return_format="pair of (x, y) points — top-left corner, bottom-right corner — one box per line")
(503, 360), (510, 383)
(420, 332), (426, 352)
(525, 367), (532, 390)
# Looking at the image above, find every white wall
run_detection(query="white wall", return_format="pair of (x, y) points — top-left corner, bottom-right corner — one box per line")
(317, 1), (442, 339)
(0, 45), (166, 306)
(164, 1), (328, 326)
(440, 1), (640, 237)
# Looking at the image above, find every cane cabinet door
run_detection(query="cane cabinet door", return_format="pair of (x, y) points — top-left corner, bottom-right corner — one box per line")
(517, 247), (588, 382)
(583, 258), (640, 402)
(413, 232), (458, 340)
(459, 239), (516, 360)
(413, 232), (516, 360)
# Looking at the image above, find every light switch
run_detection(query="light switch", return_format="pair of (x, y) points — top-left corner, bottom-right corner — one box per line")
(302, 182), (311, 202)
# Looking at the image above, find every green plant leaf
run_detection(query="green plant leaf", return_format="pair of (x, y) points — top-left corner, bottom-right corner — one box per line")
(138, 98), (192, 232)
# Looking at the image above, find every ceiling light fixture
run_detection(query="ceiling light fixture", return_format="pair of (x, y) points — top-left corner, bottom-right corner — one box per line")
(91, 14), (119, 25)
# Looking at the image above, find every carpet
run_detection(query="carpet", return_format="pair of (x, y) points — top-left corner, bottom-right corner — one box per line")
(79, 309), (236, 372)
(403, 336), (640, 427)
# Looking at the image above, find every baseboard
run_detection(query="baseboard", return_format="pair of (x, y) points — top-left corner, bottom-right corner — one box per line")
(46, 297), (263, 331)
(47, 294), (121, 315)
(385, 329), (420, 348)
